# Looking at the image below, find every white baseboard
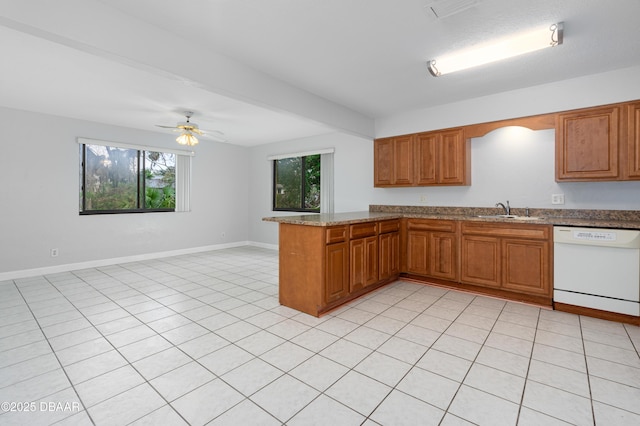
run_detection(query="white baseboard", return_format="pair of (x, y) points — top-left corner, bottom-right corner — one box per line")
(248, 241), (279, 251)
(0, 241), (279, 281)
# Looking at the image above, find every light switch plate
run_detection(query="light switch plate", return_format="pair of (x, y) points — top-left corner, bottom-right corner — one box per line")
(551, 194), (565, 205)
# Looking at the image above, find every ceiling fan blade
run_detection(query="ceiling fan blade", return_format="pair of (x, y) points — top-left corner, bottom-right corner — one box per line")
(156, 111), (227, 142)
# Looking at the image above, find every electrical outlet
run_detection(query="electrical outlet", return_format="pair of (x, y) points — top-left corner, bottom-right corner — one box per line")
(419, 195), (428, 203)
(50, 248), (59, 257)
(551, 194), (565, 205)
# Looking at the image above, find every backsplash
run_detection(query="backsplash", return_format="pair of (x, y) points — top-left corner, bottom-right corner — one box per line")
(369, 205), (640, 222)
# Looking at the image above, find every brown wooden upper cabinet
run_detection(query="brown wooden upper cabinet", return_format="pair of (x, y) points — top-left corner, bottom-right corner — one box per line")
(627, 101), (640, 179)
(374, 135), (414, 186)
(374, 128), (469, 187)
(556, 105), (620, 181)
(556, 101), (640, 181)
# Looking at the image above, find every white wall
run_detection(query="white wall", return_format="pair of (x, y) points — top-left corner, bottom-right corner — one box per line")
(0, 107), (249, 277)
(248, 132), (375, 246)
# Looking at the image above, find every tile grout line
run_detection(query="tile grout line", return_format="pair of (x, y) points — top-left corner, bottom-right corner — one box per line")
(579, 315), (597, 426)
(10, 277), (97, 426)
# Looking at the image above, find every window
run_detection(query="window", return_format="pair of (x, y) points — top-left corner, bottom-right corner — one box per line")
(273, 154), (321, 212)
(269, 148), (334, 214)
(79, 141), (183, 214)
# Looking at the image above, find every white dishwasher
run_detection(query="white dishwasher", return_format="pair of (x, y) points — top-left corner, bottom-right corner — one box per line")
(554, 226), (640, 316)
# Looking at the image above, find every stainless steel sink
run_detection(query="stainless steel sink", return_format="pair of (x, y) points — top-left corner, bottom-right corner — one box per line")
(476, 215), (540, 220)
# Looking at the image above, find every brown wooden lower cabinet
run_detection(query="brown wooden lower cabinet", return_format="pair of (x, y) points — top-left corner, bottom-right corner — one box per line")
(460, 235), (500, 287)
(405, 219), (552, 305)
(350, 236), (378, 292)
(379, 231), (400, 281)
(278, 219), (399, 317)
(501, 238), (550, 296)
(278, 219), (552, 316)
(325, 241), (349, 303)
(406, 219), (459, 281)
(459, 222), (552, 303)
(407, 231), (429, 276)
(429, 232), (458, 281)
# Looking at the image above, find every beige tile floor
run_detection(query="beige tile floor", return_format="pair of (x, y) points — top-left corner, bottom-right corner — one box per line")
(1, 246), (639, 425)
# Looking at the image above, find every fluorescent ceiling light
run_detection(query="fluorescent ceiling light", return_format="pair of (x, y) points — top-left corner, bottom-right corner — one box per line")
(428, 22), (563, 77)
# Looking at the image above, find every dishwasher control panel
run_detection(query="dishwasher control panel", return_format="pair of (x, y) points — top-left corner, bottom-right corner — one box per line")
(554, 226), (640, 249)
(573, 230), (616, 241)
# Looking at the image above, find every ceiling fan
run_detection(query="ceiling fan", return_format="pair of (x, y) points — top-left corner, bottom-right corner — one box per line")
(156, 111), (226, 146)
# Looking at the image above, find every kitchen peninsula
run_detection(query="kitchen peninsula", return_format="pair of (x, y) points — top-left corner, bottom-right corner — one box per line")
(264, 206), (640, 324)
(264, 212), (402, 317)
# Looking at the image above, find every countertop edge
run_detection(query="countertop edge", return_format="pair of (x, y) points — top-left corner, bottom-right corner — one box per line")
(262, 212), (402, 226)
(262, 211), (640, 229)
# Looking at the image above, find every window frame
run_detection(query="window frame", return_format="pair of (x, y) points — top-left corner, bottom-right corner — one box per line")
(272, 154), (321, 213)
(79, 142), (176, 215)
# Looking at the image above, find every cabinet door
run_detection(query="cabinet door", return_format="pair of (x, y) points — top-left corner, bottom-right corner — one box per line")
(429, 232), (458, 281)
(415, 133), (437, 185)
(350, 237), (378, 292)
(393, 135), (414, 185)
(438, 129), (467, 185)
(350, 238), (366, 292)
(627, 102), (640, 178)
(461, 235), (500, 288)
(556, 106), (620, 180)
(374, 138), (393, 186)
(325, 242), (349, 303)
(406, 231), (429, 276)
(390, 232), (400, 277)
(501, 239), (551, 296)
(379, 232), (400, 281)
(364, 236), (379, 287)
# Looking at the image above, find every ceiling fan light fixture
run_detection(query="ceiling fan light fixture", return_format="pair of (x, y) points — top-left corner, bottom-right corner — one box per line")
(428, 22), (563, 77)
(176, 131), (199, 146)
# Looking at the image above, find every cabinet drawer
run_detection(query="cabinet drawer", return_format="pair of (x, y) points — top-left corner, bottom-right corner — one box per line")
(407, 219), (457, 233)
(350, 222), (378, 239)
(461, 222), (551, 240)
(326, 226), (347, 244)
(378, 220), (400, 234)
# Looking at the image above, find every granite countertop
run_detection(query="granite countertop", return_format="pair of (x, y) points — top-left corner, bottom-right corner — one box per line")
(262, 211), (402, 226)
(263, 206), (640, 229)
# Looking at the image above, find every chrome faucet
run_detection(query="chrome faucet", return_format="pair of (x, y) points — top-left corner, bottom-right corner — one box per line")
(496, 200), (511, 215)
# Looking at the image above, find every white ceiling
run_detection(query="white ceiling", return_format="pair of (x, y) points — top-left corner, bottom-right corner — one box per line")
(1, 0), (639, 146)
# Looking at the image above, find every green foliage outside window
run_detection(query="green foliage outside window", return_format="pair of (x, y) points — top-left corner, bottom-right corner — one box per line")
(274, 154), (320, 212)
(80, 144), (176, 213)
